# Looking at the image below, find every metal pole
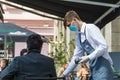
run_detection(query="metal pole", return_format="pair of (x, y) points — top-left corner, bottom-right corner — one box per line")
(63, 0), (120, 8)
(94, 1), (120, 24)
(4, 35), (7, 58)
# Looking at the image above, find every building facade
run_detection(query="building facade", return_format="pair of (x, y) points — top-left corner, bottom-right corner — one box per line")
(0, 3), (55, 58)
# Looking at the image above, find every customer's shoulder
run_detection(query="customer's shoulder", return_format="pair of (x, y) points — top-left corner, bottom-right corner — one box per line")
(41, 54), (54, 61)
(12, 56), (25, 61)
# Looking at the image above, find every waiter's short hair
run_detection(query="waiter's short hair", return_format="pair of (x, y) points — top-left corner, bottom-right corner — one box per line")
(64, 10), (81, 27)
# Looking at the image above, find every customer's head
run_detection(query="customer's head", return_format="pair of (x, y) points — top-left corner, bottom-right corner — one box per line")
(0, 59), (9, 70)
(20, 48), (27, 56)
(27, 34), (43, 51)
(62, 63), (68, 69)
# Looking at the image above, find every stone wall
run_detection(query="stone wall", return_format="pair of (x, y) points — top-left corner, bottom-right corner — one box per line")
(111, 16), (120, 52)
(104, 16), (120, 52)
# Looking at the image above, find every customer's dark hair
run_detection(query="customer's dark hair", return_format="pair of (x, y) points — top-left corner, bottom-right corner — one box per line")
(27, 34), (43, 51)
(20, 48), (27, 56)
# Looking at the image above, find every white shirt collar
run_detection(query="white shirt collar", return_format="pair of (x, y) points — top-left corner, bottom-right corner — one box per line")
(80, 22), (86, 34)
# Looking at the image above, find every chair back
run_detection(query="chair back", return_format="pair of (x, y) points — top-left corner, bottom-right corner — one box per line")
(25, 77), (66, 80)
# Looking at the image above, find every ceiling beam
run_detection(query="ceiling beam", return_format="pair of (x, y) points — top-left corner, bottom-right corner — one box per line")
(63, 0), (120, 8)
(0, 0), (63, 21)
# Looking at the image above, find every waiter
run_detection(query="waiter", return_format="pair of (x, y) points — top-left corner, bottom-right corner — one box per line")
(62, 10), (113, 80)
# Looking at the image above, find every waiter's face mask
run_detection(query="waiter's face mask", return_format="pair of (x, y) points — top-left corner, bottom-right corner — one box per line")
(68, 20), (78, 31)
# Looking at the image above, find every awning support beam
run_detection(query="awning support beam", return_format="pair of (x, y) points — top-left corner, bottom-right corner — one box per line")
(0, 1), (63, 21)
(63, 0), (120, 8)
(94, 1), (120, 24)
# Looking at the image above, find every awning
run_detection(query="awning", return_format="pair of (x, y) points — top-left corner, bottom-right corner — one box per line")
(0, 23), (35, 42)
(0, 23), (49, 42)
(5, 0), (120, 29)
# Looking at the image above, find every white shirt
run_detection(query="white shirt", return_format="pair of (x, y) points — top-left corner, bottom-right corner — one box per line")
(63, 22), (113, 76)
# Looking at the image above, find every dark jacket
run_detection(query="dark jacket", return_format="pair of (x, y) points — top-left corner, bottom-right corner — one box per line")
(0, 50), (56, 80)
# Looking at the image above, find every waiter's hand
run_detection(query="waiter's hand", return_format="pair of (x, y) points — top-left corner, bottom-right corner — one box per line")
(80, 56), (90, 63)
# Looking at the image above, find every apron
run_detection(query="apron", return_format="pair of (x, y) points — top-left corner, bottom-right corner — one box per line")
(79, 26), (113, 80)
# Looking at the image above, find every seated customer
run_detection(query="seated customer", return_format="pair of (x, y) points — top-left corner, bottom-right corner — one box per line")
(20, 48), (28, 56)
(57, 63), (68, 77)
(0, 34), (57, 80)
(0, 59), (9, 71)
(77, 63), (89, 80)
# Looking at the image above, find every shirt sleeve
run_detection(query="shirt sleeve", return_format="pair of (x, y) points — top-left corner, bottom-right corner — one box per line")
(63, 34), (83, 76)
(0, 57), (19, 79)
(88, 24), (108, 60)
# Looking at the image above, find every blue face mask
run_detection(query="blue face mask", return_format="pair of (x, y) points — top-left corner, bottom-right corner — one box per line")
(69, 25), (78, 31)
